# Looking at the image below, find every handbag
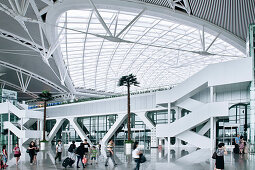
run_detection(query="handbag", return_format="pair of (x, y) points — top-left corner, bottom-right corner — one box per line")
(139, 153), (147, 163)
(82, 157), (87, 164)
(106, 150), (111, 157)
(212, 151), (217, 159)
(26, 149), (30, 153)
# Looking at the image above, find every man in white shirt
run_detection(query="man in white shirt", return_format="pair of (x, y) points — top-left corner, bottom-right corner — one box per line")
(55, 140), (63, 162)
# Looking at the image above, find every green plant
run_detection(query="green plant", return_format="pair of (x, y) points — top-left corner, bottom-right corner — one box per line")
(118, 74), (139, 141)
(40, 140), (49, 143)
(124, 140), (134, 143)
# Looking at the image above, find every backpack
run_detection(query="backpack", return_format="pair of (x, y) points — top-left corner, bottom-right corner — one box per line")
(68, 144), (74, 153)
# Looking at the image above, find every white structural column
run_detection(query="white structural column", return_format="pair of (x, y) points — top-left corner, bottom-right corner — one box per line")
(210, 86), (215, 151)
(250, 24), (255, 152)
(101, 113), (127, 146)
(68, 117), (92, 144)
(167, 102), (171, 163)
(47, 118), (65, 142)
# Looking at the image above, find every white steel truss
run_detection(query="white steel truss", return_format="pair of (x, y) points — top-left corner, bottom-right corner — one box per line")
(0, 1), (76, 95)
(0, 79), (38, 98)
(0, 60), (67, 93)
(16, 71), (32, 92)
(57, 8), (245, 94)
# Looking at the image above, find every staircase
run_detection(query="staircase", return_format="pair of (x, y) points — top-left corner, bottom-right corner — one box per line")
(156, 101), (228, 148)
(0, 102), (43, 146)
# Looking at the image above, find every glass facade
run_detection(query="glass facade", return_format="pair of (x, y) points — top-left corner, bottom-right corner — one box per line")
(216, 103), (250, 146)
(52, 114), (151, 149)
(147, 109), (176, 125)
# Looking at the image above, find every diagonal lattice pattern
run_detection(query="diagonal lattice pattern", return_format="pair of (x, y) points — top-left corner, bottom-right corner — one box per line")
(57, 8), (245, 94)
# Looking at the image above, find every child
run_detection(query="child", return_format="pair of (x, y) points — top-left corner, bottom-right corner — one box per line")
(13, 143), (21, 165)
(2, 145), (8, 168)
(90, 146), (98, 165)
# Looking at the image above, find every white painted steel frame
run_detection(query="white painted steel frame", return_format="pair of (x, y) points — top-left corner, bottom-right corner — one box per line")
(45, 0), (246, 95)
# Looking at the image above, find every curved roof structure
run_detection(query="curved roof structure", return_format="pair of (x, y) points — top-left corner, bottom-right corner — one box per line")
(0, 0), (254, 100)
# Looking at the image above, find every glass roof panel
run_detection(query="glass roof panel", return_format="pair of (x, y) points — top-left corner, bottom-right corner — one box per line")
(57, 8), (246, 94)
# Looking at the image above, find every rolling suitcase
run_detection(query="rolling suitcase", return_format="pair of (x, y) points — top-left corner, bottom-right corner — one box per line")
(62, 157), (74, 168)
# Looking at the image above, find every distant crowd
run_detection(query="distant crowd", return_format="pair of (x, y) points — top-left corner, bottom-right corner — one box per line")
(0, 139), (146, 170)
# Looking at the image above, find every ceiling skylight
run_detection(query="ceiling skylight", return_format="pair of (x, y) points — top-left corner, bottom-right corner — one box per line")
(57, 8), (245, 94)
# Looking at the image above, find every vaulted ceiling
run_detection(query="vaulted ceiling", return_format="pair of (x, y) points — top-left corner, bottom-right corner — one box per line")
(0, 0), (254, 101)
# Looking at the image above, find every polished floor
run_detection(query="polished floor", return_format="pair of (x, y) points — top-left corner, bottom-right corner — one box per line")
(3, 146), (255, 170)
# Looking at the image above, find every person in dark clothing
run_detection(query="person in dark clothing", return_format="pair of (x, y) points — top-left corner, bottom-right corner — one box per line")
(68, 141), (76, 160)
(76, 143), (85, 168)
(215, 143), (227, 170)
(28, 141), (37, 165)
(83, 139), (90, 166)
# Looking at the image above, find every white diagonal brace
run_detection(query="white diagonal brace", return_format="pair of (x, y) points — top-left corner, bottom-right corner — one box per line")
(45, 24), (66, 60)
(68, 117), (92, 145)
(135, 111), (155, 129)
(101, 113), (127, 146)
(1, 82), (6, 89)
(16, 71), (25, 92)
(47, 118), (65, 142)
(14, 0), (22, 14)
(167, 0), (175, 10)
(116, 8), (146, 38)
(8, 0), (18, 13)
(199, 26), (205, 51)
(206, 33), (221, 52)
(183, 0), (191, 15)
(22, 0), (30, 16)
(0, 79), (37, 98)
(88, 0), (112, 36)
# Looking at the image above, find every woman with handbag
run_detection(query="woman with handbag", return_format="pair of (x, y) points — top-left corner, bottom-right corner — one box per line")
(132, 141), (142, 170)
(28, 141), (37, 165)
(13, 143), (21, 165)
(215, 143), (227, 170)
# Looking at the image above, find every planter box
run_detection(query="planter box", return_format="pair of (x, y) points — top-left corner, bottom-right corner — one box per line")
(40, 142), (48, 150)
(125, 143), (132, 155)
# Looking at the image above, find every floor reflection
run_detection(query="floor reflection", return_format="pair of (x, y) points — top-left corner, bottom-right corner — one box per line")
(4, 145), (255, 170)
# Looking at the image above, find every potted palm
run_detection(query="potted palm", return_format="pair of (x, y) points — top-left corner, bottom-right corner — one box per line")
(118, 74), (139, 154)
(39, 90), (53, 150)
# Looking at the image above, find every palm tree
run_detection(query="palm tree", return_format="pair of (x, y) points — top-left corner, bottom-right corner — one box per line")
(39, 90), (53, 141)
(118, 74), (139, 141)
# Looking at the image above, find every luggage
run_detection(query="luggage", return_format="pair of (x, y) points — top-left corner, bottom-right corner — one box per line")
(233, 144), (239, 154)
(62, 157), (74, 168)
(140, 154), (147, 163)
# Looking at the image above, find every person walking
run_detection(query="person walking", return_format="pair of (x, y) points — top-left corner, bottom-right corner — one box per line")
(239, 138), (245, 154)
(13, 143), (21, 165)
(68, 141), (76, 160)
(105, 139), (117, 167)
(55, 140), (63, 163)
(76, 143), (85, 168)
(132, 141), (142, 170)
(2, 145), (8, 168)
(90, 146), (98, 165)
(28, 141), (36, 165)
(83, 139), (90, 166)
(215, 143), (227, 170)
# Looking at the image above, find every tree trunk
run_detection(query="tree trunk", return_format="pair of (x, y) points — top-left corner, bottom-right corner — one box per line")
(127, 85), (131, 141)
(43, 100), (46, 141)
